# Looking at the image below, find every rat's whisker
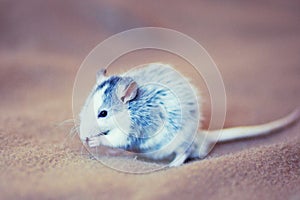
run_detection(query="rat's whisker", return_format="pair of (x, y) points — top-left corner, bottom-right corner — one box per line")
(69, 125), (79, 136)
(56, 118), (75, 127)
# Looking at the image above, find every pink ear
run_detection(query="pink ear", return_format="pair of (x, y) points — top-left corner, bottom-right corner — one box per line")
(118, 81), (138, 103)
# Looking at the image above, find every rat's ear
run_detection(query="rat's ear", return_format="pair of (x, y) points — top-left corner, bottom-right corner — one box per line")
(117, 80), (138, 104)
(96, 69), (107, 83)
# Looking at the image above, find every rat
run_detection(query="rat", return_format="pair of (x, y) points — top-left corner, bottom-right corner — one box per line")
(79, 63), (300, 167)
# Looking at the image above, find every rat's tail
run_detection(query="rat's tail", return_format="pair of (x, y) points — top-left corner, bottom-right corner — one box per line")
(203, 108), (300, 143)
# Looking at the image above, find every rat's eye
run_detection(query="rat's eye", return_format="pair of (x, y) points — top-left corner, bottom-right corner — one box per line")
(98, 110), (108, 118)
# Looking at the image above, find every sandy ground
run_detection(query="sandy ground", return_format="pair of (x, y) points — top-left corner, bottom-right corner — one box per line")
(1, 0), (300, 199)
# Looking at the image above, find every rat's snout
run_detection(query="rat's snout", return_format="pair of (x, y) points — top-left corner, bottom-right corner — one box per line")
(79, 135), (90, 145)
(79, 134), (89, 143)
(79, 125), (91, 143)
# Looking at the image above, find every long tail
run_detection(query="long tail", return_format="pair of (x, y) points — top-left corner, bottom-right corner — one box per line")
(204, 108), (300, 143)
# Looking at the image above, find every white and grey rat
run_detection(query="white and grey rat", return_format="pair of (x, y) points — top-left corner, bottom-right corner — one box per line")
(79, 63), (300, 167)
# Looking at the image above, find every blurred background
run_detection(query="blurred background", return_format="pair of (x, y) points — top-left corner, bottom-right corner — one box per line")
(1, 0), (299, 119)
(1, 0), (300, 199)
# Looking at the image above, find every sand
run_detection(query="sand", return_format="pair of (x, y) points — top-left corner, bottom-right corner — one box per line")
(1, 0), (300, 199)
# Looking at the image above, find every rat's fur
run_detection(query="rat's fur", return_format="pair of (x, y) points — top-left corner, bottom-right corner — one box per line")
(80, 63), (201, 166)
(79, 63), (300, 167)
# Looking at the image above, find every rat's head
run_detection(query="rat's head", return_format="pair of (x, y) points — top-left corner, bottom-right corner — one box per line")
(79, 69), (138, 147)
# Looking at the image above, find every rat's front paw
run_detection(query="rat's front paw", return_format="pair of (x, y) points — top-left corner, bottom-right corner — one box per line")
(88, 136), (101, 147)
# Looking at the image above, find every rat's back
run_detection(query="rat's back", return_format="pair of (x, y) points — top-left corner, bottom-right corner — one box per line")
(122, 63), (201, 158)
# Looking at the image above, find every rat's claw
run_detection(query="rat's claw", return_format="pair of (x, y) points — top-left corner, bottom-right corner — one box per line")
(88, 137), (101, 147)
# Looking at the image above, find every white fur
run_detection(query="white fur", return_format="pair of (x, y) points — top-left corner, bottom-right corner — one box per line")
(79, 63), (300, 167)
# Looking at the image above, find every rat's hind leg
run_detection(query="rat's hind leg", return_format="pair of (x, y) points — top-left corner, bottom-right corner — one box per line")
(168, 144), (194, 167)
(168, 152), (189, 167)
